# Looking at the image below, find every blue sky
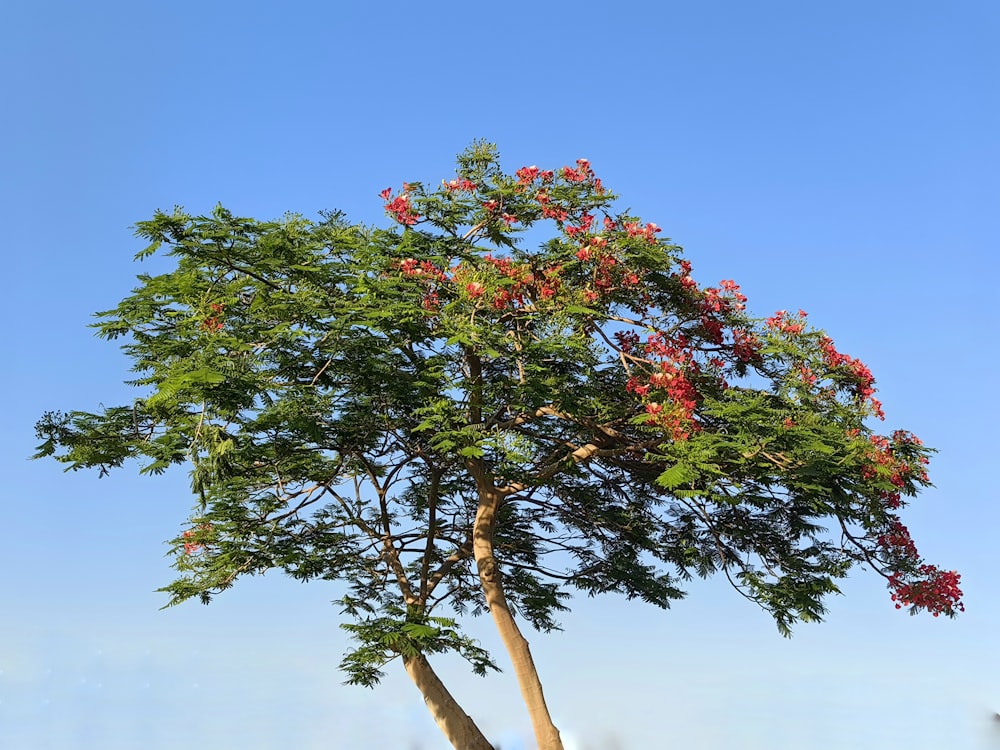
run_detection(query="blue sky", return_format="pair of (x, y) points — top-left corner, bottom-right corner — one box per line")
(3, 1), (998, 747)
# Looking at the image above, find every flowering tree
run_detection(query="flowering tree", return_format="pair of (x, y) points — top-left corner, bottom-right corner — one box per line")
(35, 142), (961, 750)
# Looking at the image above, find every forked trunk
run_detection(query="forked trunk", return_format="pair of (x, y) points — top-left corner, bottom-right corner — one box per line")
(402, 652), (495, 750)
(473, 487), (565, 750)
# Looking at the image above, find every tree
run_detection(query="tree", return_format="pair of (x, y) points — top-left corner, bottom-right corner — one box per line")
(35, 142), (962, 750)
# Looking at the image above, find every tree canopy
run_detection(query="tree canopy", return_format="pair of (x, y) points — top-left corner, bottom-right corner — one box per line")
(35, 142), (961, 750)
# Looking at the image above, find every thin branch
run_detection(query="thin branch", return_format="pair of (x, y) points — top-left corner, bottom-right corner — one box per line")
(462, 221), (487, 241)
(425, 538), (474, 598)
(419, 466), (442, 605)
(357, 456), (418, 605)
(838, 516), (893, 581)
(310, 356), (335, 386)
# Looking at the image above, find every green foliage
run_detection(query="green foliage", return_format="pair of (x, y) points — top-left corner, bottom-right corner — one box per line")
(340, 606), (499, 687)
(34, 143), (957, 698)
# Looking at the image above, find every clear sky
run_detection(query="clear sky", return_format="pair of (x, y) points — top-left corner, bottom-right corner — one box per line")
(2, 1), (998, 748)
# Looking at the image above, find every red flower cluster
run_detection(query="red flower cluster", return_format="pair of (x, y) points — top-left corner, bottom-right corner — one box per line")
(799, 364), (816, 386)
(700, 288), (727, 315)
(443, 178), (477, 192)
(481, 198), (520, 225)
(701, 316), (724, 345)
(515, 165), (554, 185)
(538, 264), (562, 299)
(566, 225), (644, 302)
(535, 190), (569, 222)
(561, 159), (594, 183)
(181, 524), (212, 555)
(592, 253), (617, 293)
(877, 519), (919, 558)
(201, 302), (225, 333)
(516, 165), (539, 184)
(861, 432), (929, 511)
(398, 258), (448, 281)
(725, 328), (758, 362)
(888, 568), (964, 616)
(398, 258), (449, 311)
(624, 221), (661, 243)
(482, 254), (524, 278)
(698, 282), (748, 346)
(819, 335), (884, 418)
(381, 185), (421, 225)
(636, 382), (699, 441)
(877, 512), (962, 615)
(718, 279), (748, 310)
(564, 213), (595, 238)
(765, 309), (806, 335)
(480, 254), (563, 309)
(422, 290), (440, 311)
(615, 330), (640, 353)
(675, 259), (698, 292)
(181, 529), (201, 554)
(624, 332), (701, 440)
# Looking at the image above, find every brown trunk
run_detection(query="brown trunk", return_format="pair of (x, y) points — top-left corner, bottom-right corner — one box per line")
(462, 348), (563, 749)
(402, 652), (495, 750)
(473, 487), (565, 750)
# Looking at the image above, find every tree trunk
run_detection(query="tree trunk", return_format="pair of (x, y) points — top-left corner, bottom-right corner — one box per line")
(473, 487), (565, 750)
(402, 651), (495, 750)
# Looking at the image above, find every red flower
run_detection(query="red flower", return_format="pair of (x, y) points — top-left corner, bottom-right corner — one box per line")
(732, 328), (761, 362)
(624, 222), (660, 242)
(443, 178), (477, 192)
(385, 192), (420, 225)
(516, 165), (540, 184)
(181, 529), (204, 555)
(541, 206), (569, 222)
(889, 567), (964, 616)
